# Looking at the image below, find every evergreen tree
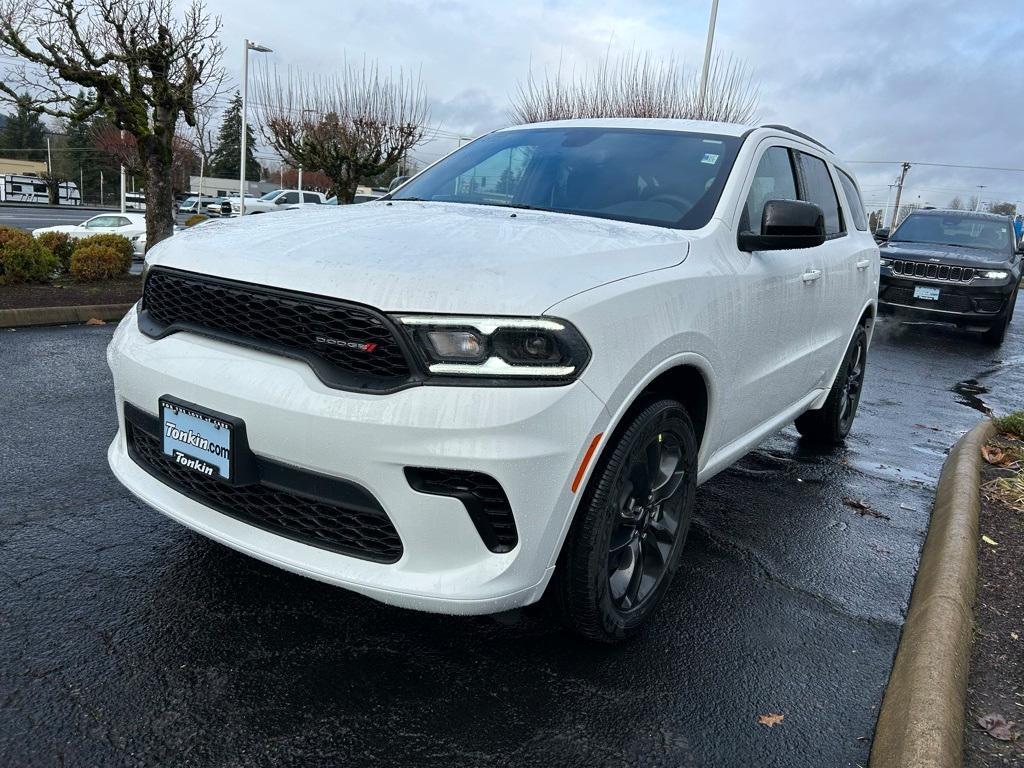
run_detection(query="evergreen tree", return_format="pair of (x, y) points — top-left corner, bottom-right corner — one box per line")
(209, 92), (259, 181)
(1, 93), (47, 161)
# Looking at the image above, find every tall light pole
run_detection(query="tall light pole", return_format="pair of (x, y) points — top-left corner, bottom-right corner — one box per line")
(975, 185), (986, 211)
(240, 38), (273, 216)
(697, 0), (721, 119)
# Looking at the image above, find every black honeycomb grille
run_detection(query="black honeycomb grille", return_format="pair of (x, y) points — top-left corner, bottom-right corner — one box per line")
(405, 467), (518, 553)
(141, 268), (411, 386)
(127, 420), (403, 563)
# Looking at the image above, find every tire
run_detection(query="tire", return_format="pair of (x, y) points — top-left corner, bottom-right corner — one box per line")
(552, 399), (698, 643)
(795, 325), (868, 445)
(981, 288), (1016, 346)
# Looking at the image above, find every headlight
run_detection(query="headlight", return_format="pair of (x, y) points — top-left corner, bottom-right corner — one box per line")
(397, 315), (590, 380)
(982, 270), (1008, 280)
(880, 258), (891, 267)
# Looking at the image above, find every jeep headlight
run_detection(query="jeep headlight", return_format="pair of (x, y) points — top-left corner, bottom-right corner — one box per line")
(982, 270), (1008, 280)
(396, 315), (590, 381)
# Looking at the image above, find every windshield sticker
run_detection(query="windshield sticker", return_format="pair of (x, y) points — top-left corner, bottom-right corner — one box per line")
(701, 153), (720, 165)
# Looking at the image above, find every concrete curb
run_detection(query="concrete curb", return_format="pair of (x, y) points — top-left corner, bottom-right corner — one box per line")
(870, 418), (997, 768)
(0, 303), (134, 329)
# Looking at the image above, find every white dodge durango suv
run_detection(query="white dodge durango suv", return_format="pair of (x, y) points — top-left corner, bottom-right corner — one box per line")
(107, 119), (878, 642)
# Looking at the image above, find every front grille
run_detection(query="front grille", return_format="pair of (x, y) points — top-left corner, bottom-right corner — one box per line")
(882, 286), (973, 313)
(141, 268), (412, 389)
(126, 418), (403, 563)
(889, 260), (975, 282)
(405, 468), (518, 553)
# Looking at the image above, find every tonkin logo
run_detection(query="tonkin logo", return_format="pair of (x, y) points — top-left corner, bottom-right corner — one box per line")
(315, 336), (378, 353)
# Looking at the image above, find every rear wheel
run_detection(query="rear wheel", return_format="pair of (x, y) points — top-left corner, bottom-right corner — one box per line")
(982, 288), (1017, 346)
(552, 399), (697, 643)
(795, 325), (868, 445)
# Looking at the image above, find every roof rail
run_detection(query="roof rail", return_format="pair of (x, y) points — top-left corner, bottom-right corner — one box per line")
(760, 124), (831, 153)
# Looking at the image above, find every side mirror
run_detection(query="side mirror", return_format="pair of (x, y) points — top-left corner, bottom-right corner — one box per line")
(738, 199), (826, 252)
(388, 175), (409, 192)
(276, 197), (289, 205)
(874, 227), (890, 242)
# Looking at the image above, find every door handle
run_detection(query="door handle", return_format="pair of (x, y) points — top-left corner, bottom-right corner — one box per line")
(856, 259), (871, 270)
(801, 269), (823, 283)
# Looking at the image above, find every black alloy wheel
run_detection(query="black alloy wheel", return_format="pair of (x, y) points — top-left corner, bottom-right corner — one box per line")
(795, 325), (868, 445)
(552, 399), (697, 643)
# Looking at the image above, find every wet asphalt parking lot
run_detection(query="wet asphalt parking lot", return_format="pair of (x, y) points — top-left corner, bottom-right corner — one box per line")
(2, 311), (1022, 767)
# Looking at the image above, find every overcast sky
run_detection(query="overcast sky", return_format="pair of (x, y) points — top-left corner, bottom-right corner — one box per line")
(215, 0), (1024, 214)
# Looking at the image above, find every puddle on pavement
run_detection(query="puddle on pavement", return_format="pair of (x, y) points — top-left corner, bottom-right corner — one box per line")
(951, 378), (992, 415)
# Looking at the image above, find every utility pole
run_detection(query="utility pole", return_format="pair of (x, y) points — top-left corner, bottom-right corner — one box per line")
(697, 0), (721, 118)
(889, 162), (911, 229)
(975, 185), (986, 211)
(46, 135), (52, 175)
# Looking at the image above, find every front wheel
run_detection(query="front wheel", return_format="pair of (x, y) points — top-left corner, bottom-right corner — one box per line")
(795, 325), (868, 445)
(981, 288), (1016, 346)
(552, 399), (698, 643)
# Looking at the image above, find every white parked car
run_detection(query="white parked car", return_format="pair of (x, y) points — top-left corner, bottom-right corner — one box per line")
(34, 212), (147, 256)
(237, 189), (327, 214)
(107, 119), (878, 641)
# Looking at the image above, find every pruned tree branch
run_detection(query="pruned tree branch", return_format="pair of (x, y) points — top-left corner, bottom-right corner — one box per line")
(508, 50), (759, 125)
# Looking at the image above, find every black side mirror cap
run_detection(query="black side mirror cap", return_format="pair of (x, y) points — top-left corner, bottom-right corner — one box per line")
(874, 227), (889, 242)
(738, 199), (826, 252)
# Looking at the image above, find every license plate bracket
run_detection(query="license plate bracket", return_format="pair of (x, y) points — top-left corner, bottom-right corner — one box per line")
(160, 398), (235, 482)
(914, 285), (941, 301)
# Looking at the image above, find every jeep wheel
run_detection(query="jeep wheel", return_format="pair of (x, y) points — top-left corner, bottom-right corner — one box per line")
(795, 325), (867, 445)
(553, 399), (697, 643)
(982, 289), (1017, 346)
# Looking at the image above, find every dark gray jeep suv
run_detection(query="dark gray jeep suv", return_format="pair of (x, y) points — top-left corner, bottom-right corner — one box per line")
(877, 209), (1022, 345)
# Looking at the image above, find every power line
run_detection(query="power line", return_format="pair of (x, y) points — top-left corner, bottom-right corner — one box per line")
(850, 160), (1024, 174)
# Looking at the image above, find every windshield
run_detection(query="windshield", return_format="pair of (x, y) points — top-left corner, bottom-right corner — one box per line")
(891, 213), (1012, 252)
(259, 190), (282, 201)
(390, 127), (742, 229)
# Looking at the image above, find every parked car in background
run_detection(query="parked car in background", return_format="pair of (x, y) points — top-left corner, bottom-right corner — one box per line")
(877, 209), (1022, 345)
(108, 119), (878, 642)
(177, 196), (203, 215)
(33, 212), (148, 256)
(236, 189), (327, 214)
(203, 198), (229, 217)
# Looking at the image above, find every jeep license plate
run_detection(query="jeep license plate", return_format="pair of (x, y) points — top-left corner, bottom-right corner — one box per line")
(913, 286), (940, 301)
(160, 399), (234, 481)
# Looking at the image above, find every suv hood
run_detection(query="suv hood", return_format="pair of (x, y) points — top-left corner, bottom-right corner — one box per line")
(881, 240), (1011, 269)
(149, 202), (690, 314)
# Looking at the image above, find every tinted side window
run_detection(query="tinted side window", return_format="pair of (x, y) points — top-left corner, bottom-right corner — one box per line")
(795, 152), (843, 235)
(837, 170), (867, 231)
(303, 193), (321, 204)
(741, 146), (798, 233)
(281, 192), (300, 204)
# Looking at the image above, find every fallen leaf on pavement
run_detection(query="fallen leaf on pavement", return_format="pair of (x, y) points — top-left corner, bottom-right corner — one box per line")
(977, 713), (1021, 742)
(981, 535), (999, 546)
(758, 713), (784, 728)
(85, 318), (106, 325)
(1010, 631), (1018, 641)
(843, 497), (891, 520)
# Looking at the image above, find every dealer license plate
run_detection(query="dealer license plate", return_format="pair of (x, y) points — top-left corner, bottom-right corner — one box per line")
(913, 286), (940, 301)
(160, 399), (234, 481)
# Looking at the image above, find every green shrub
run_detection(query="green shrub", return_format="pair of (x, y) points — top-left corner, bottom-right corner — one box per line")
(74, 234), (133, 274)
(36, 231), (75, 273)
(0, 225), (58, 284)
(185, 214), (208, 227)
(70, 244), (126, 282)
(995, 411), (1024, 438)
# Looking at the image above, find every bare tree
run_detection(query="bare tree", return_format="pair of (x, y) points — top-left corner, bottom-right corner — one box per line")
(0, 0), (226, 248)
(948, 196), (964, 210)
(93, 123), (197, 191)
(508, 50), (759, 124)
(254, 60), (429, 203)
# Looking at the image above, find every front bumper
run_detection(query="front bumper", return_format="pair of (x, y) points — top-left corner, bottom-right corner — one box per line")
(106, 307), (610, 614)
(878, 271), (1015, 327)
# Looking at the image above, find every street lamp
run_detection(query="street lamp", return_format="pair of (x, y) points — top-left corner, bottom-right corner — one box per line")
(697, 0), (720, 118)
(240, 38), (273, 216)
